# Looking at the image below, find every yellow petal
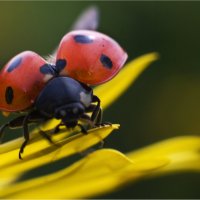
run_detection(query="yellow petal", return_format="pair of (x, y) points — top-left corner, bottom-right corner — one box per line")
(127, 136), (200, 174)
(94, 52), (159, 109)
(0, 124), (119, 182)
(0, 136), (199, 198)
(0, 149), (167, 199)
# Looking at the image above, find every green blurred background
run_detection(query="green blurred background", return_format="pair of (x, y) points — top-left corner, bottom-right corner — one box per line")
(0, 1), (200, 198)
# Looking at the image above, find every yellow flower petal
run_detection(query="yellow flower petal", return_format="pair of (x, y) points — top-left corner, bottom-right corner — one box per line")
(94, 52), (159, 109)
(0, 124), (119, 183)
(127, 136), (200, 174)
(0, 149), (168, 199)
(1, 136), (199, 199)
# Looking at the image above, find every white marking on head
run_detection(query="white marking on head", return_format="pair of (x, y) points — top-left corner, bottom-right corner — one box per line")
(80, 92), (91, 107)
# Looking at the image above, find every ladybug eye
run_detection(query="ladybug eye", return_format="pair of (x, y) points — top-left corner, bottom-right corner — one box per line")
(73, 107), (79, 114)
(59, 110), (66, 117)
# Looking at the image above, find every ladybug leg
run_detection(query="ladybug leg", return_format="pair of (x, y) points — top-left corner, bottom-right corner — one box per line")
(53, 123), (66, 134)
(80, 113), (93, 124)
(90, 95), (102, 125)
(39, 130), (57, 145)
(19, 112), (50, 159)
(19, 113), (33, 159)
(53, 124), (61, 134)
(90, 95), (112, 126)
(85, 104), (102, 126)
(95, 107), (102, 125)
(77, 123), (87, 134)
(63, 120), (86, 134)
(0, 115), (28, 143)
(82, 110), (105, 148)
(87, 97), (111, 126)
(54, 120), (87, 135)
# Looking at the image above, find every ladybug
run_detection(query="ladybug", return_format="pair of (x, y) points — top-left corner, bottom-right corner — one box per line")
(0, 8), (127, 159)
(56, 30), (128, 85)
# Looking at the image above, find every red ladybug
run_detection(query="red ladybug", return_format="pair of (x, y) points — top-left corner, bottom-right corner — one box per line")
(0, 32), (127, 159)
(0, 8), (128, 159)
(56, 30), (128, 85)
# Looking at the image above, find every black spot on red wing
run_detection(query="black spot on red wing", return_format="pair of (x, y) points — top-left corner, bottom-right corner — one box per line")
(40, 64), (56, 75)
(100, 54), (113, 69)
(74, 35), (93, 44)
(5, 87), (14, 104)
(55, 59), (67, 73)
(7, 56), (22, 72)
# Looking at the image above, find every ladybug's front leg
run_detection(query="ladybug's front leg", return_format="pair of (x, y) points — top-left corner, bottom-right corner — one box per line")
(19, 113), (32, 159)
(87, 95), (111, 126)
(19, 111), (48, 159)
(90, 95), (102, 125)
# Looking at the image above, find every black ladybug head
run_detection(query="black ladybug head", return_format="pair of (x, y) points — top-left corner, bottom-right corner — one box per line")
(35, 77), (93, 119)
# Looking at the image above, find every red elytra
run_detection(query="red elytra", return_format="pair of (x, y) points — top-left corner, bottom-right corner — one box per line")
(0, 51), (48, 112)
(0, 31), (127, 112)
(56, 30), (128, 85)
